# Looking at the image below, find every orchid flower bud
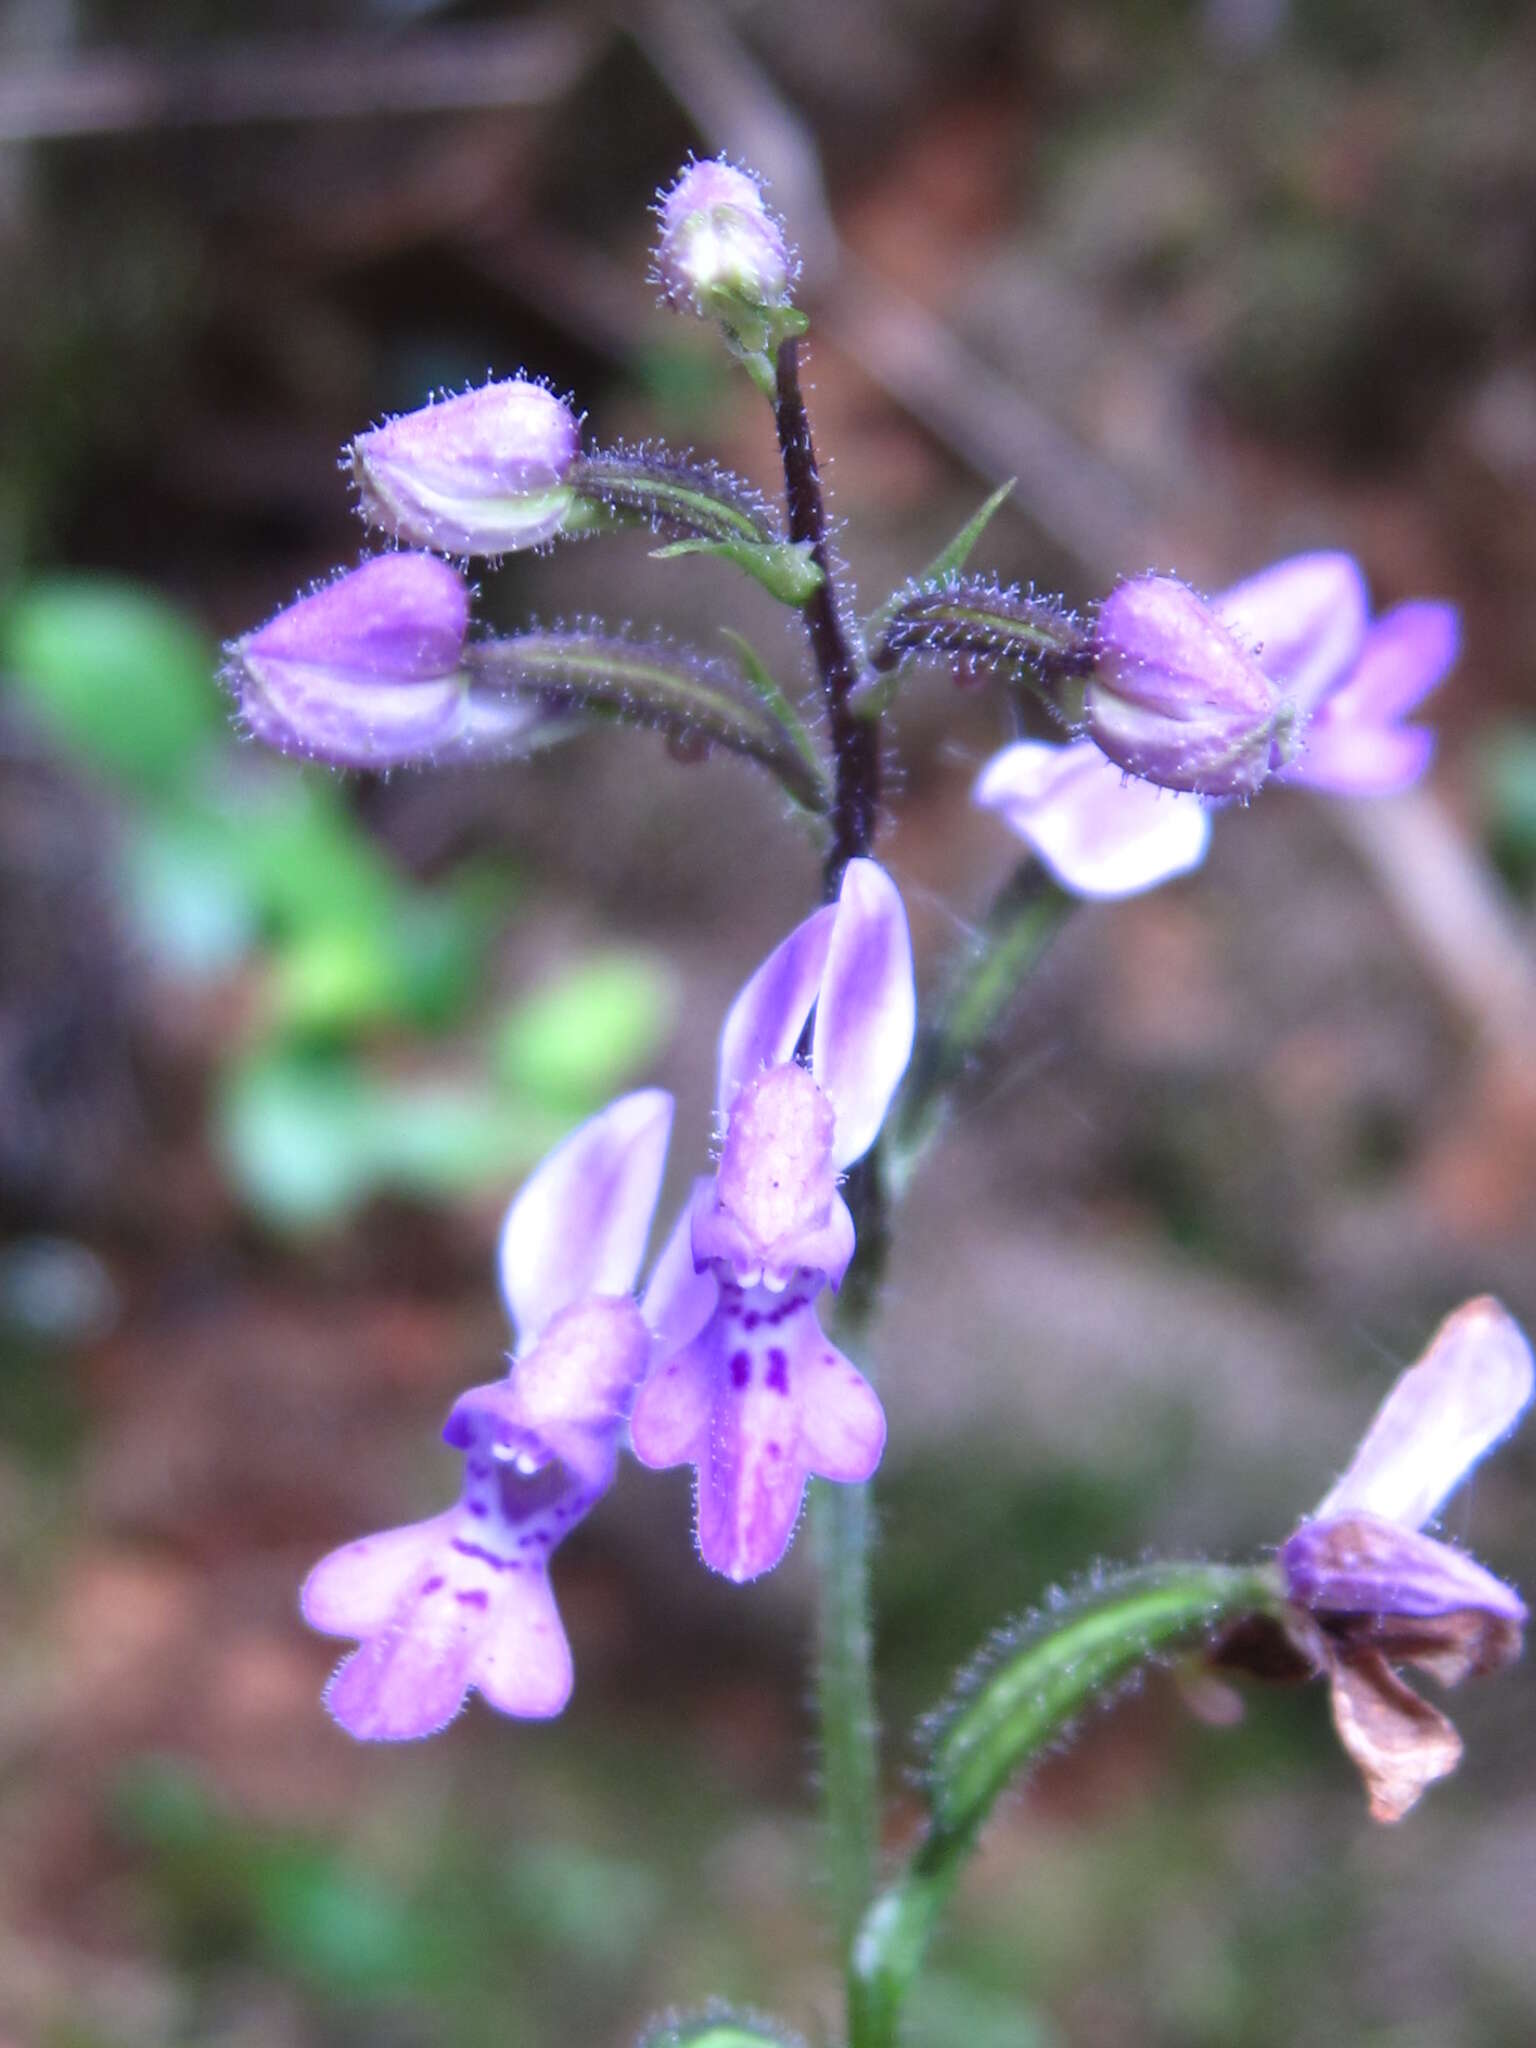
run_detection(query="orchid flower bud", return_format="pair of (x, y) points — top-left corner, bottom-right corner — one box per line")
(227, 553), (474, 769)
(654, 159), (793, 324)
(1084, 575), (1293, 799)
(350, 379), (580, 556)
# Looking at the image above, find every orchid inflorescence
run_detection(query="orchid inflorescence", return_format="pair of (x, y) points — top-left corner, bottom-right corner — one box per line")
(222, 155), (1527, 2048)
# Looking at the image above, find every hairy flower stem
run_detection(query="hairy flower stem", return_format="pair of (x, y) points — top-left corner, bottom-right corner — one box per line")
(774, 335), (879, 896)
(772, 332), (888, 1964)
(847, 1563), (1284, 2048)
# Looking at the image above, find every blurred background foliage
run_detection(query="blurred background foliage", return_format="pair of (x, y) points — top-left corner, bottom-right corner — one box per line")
(2, 2), (1536, 2044)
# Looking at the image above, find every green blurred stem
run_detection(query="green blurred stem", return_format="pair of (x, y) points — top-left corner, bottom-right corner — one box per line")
(847, 1562), (1284, 2048)
(812, 1476), (880, 1958)
(813, 1164), (889, 1962)
(886, 860), (1074, 1195)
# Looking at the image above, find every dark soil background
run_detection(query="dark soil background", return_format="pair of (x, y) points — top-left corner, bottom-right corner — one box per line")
(3, 4), (1536, 2044)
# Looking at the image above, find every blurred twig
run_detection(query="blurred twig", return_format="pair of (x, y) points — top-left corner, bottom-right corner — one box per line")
(0, 16), (602, 141)
(1334, 788), (1536, 1052)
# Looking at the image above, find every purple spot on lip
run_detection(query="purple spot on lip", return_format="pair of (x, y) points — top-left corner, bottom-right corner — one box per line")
(467, 1501), (488, 1517)
(767, 1440), (782, 1459)
(456, 1588), (489, 1609)
(743, 1311), (760, 1330)
(729, 1351), (751, 1389)
(422, 1575), (445, 1595)
(452, 1538), (512, 1570)
(766, 1349), (789, 1393)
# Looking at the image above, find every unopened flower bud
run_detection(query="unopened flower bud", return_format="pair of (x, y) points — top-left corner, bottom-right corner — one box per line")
(1085, 576), (1291, 799)
(350, 379), (580, 555)
(228, 553), (472, 768)
(654, 159), (792, 320)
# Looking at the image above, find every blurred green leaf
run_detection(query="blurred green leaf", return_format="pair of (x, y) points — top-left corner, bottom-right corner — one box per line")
(217, 1050), (568, 1228)
(1, 575), (219, 795)
(113, 1760), (426, 1999)
(494, 952), (675, 1106)
(501, 1843), (661, 1971)
(124, 809), (259, 977)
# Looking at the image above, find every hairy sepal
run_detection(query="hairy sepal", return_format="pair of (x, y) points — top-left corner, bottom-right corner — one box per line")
(464, 623), (829, 813)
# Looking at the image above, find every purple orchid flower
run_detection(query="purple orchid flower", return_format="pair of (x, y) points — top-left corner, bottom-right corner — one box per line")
(973, 736), (1212, 900)
(1085, 574), (1284, 799)
(350, 378), (581, 557)
(228, 553), (476, 769)
(630, 860), (915, 1583)
(1005, 554), (1458, 888)
(302, 1089), (674, 1740)
(1083, 554), (1458, 804)
(1223, 1297), (1531, 1822)
(227, 553), (560, 771)
(1215, 551), (1458, 798)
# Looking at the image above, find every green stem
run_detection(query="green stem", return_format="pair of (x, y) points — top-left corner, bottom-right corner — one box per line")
(812, 1476), (880, 1957)
(847, 1562), (1284, 2048)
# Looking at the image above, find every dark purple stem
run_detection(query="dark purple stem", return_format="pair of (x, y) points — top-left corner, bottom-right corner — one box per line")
(774, 335), (879, 898)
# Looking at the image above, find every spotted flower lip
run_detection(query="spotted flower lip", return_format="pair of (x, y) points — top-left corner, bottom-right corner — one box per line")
(301, 1089), (673, 1740)
(350, 379), (581, 557)
(630, 860), (913, 1582)
(973, 737), (1212, 900)
(1214, 551), (1457, 798)
(1273, 1296), (1532, 1822)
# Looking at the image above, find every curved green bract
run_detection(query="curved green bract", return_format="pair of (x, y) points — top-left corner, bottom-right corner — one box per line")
(848, 1561), (1284, 2048)
(928, 1562), (1279, 1835)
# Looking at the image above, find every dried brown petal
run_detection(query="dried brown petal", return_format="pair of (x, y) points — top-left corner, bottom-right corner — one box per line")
(1328, 1650), (1463, 1824)
(1327, 1607), (1523, 1687)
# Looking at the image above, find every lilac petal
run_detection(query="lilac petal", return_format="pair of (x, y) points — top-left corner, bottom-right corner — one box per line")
(1276, 717), (1436, 797)
(232, 554), (475, 770)
(1216, 552), (1369, 717)
(640, 1182), (718, 1360)
(301, 1513), (453, 1638)
(629, 1331), (713, 1468)
(796, 1341), (886, 1483)
(811, 859), (916, 1170)
(717, 904), (837, 1119)
(352, 380), (579, 555)
(974, 740), (1211, 900)
(1315, 1297), (1535, 1530)
(1321, 602), (1459, 727)
(324, 1606), (478, 1742)
(469, 1569), (574, 1719)
(1281, 1511), (1527, 1623)
(498, 1089), (673, 1349)
(245, 553), (470, 681)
